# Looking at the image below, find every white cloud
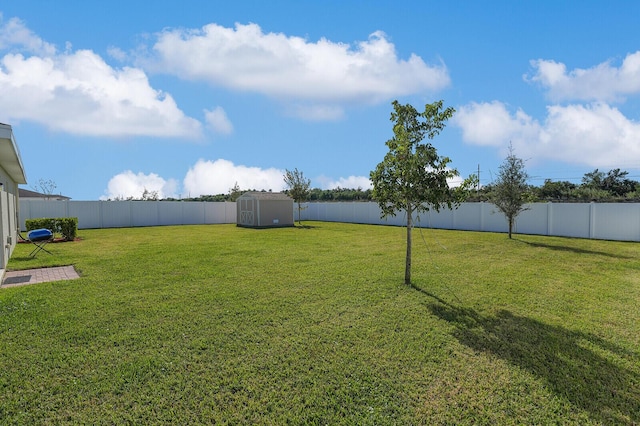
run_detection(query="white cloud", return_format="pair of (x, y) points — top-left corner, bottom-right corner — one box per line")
(453, 101), (541, 147)
(204, 106), (233, 134)
(526, 51), (640, 102)
(540, 103), (640, 165)
(286, 104), (345, 121)
(183, 159), (286, 197)
(148, 23), (450, 106)
(319, 175), (372, 190)
(0, 19), (202, 138)
(0, 16), (56, 56)
(447, 174), (465, 188)
(101, 170), (178, 200)
(107, 46), (128, 62)
(453, 101), (640, 168)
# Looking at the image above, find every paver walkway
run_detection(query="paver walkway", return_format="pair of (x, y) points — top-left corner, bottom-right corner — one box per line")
(1, 266), (80, 288)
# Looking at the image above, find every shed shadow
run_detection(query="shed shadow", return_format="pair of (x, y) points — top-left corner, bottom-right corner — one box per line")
(416, 286), (639, 424)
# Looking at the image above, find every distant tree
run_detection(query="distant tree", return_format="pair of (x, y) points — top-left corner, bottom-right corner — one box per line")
(141, 188), (159, 201)
(581, 169), (605, 189)
(491, 144), (530, 239)
(602, 169), (636, 196)
(307, 187), (373, 201)
(228, 182), (243, 201)
(370, 100), (475, 285)
(573, 186), (612, 202)
(192, 194), (229, 202)
(538, 179), (576, 201)
(284, 168), (311, 224)
(580, 168), (637, 199)
(32, 178), (57, 199)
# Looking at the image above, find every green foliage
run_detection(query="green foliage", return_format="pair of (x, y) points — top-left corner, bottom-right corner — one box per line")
(582, 168), (637, 197)
(490, 144), (530, 238)
(25, 218), (56, 233)
(2, 223), (638, 424)
(284, 168), (311, 224)
(25, 217), (78, 241)
(308, 187), (373, 201)
(185, 194), (232, 202)
(572, 186), (613, 202)
(537, 179), (577, 201)
(370, 100), (475, 283)
(370, 100), (467, 218)
(228, 182), (243, 202)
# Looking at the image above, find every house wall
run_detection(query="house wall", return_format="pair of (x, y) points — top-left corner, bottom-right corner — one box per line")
(0, 165), (19, 271)
(0, 191), (7, 270)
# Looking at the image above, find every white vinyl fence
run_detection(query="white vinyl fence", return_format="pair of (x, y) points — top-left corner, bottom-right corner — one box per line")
(20, 200), (236, 230)
(299, 201), (640, 242)
(19, 200), (640, 242)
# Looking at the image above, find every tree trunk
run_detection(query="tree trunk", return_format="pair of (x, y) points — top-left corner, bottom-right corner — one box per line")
(405, 205), (413, 285)
(508, 217), (513, 239)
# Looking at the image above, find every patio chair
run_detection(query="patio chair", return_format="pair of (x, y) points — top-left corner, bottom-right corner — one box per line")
(19, 228), (54, 258)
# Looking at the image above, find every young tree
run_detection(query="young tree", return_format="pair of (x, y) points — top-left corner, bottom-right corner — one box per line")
(491, 144), (530, 239)
(284, 168), (311, 224)
(228, 182), (243, 201)
(370, 100), (474, 285)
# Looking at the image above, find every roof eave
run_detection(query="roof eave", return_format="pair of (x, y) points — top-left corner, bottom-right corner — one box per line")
(0, 124), (28, 184)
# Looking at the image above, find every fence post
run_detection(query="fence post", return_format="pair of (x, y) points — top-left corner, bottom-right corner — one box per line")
(589, 202), (596, 239)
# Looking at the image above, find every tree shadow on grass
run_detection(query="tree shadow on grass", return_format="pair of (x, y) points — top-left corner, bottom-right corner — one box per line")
(513, 238), (634, 259)
(294, 224), (320, 229)
(414, 286), (640, 424)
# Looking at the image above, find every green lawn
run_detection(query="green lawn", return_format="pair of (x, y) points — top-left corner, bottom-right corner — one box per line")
(1, 222), (638, 424)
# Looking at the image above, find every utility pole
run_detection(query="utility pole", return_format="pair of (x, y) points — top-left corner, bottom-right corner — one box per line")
(477, 164), (481, 193)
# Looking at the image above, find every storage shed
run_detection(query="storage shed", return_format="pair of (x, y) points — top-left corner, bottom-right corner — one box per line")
(236, 192), (294, 228)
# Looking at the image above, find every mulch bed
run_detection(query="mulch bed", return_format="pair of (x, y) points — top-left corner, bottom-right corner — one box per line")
(18, 237), (81, 244)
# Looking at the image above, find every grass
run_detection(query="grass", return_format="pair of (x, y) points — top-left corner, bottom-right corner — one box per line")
(0, 222), (638, 424)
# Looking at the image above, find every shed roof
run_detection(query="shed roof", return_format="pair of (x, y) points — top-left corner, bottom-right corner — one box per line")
(0, 123), (27, 184)
(238, 191), (292, 201)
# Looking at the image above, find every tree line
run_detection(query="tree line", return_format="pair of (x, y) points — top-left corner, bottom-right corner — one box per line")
(467, 168), (640, 203)
(166, 168), (640, 204)
(164, 186), (374, 203)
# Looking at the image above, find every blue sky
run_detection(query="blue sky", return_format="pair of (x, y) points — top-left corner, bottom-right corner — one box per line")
(2, 1), (640, 200)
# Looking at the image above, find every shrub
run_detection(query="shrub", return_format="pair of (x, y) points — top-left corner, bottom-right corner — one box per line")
(26, 217), (78, 241)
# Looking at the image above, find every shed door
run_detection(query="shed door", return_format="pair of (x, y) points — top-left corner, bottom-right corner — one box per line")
(239, 198), (254, 226)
